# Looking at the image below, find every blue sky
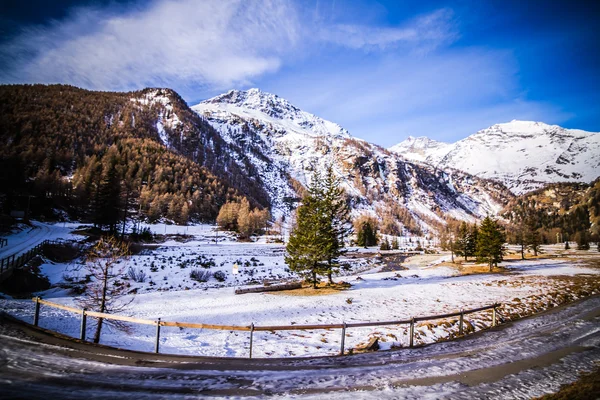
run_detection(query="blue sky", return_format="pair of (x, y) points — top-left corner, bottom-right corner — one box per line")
(1, 0), (598, 146)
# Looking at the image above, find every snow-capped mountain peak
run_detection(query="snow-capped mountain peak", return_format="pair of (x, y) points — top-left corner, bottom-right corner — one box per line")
(192, 88), (512, 228)
(197, 89), (350, 139)
(390, 120), (600, 194)
(389, 136), (451, 163)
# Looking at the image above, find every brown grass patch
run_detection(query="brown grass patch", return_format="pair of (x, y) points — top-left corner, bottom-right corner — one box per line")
(267, 281), (351, 296)
(534, 364), (600, 400)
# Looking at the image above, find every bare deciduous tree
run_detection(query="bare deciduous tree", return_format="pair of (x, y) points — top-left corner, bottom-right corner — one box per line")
(78, 236), (132, 343)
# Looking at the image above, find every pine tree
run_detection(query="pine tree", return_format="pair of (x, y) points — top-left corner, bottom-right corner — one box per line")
(380, 237), (390, 251)
(515, 228), (526, 260)
(285, 168), (350, 287)
(576, 231), (590, 250)
(285, 192), (328, 288)
(93, 156), (122, 234)
(355, 215), (378, 247)
(565, 240), (570, 250)
(467, 224), (478, 259)
(525, 217), (541, 256)
(391, 236), (399, 250)
(476, 216), (505, 271)
(454, 222), (470, 260)
(321, 166), (351, 284)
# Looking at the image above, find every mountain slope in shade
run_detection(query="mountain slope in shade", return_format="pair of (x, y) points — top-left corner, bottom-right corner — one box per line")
(193, 89), (513, 231)
(390, 120), (600, 194)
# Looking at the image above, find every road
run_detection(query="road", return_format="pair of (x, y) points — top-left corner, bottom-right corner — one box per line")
(0, 222), (52, 260)
(0, 296), (599, 399)
(0, 222), (82, 261)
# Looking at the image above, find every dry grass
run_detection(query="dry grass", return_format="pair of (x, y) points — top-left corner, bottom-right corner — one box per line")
(267, 281), (351, 297)
(534, 365), (600, 400)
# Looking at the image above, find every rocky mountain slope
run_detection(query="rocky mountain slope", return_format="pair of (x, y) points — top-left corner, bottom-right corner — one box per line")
(193, 89), (513, 233)
(389, 120), (600, 194)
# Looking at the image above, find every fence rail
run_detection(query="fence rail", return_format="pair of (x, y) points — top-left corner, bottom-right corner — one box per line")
(0, 240), (64, 282)
(31, 297), (501, 358)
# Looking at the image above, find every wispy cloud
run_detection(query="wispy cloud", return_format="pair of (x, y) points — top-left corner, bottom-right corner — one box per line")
(269, 47), (568, 146)
(318, 8), (458, 52)
(0, 0), (299, 95)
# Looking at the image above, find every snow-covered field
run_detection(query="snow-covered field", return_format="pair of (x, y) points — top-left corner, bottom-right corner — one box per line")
(1, 223), (599, 359)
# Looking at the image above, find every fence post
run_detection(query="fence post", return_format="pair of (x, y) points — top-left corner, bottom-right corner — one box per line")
(80, 309), (87, 341)
(249, 323), (255, 359)
(33, 297), (40, 326)
(154, 318), (161, 353)
(492, 305), (497, 327)
(459, 310), (464, 336)
(409, 318), (415, 348)
(340, 322), (346, 355)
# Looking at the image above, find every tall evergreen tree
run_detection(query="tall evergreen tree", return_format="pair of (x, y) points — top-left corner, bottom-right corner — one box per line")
(476, 216), (505, 271)
(467, 223), (479, 259)
(92, 154), (122, 234)
(286, 167), (351, 287)
(454, 222), (470, 260)
(321, 166), (351, 284)
(355, 215), (378, 247)
(285, 189), (328, 288)
(525, 217), (541, 256)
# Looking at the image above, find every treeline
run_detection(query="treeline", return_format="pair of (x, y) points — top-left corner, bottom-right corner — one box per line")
(441, 218), (506, 269)
(216, 198), (270, 239)
(502, 180), (600, 248)
(0, 84), (270, 224)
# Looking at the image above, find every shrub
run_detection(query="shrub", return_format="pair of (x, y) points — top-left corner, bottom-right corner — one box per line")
(127, 267), (147, 283)
(190, 269), (211, 282)
(213, 270), (227, 282)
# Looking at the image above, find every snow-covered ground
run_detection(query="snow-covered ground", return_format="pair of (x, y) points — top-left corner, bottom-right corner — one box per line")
(0, 222), (85, 259)
(0, 222), (599, 359)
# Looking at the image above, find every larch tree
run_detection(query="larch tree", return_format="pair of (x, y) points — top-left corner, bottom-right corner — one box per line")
(78, 237), (132, 343)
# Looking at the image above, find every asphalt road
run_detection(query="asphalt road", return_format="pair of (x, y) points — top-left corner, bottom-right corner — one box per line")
(0, 296), (599, 399)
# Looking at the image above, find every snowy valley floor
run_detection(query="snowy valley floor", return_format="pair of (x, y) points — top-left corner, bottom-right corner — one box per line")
(1, 223), (600, 398)
(0, 223), (598, 359)
(1, 294), (599, 399)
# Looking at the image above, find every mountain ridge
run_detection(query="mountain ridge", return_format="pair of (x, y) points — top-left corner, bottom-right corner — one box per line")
(193, 88), (514, 233)
(389, 120), (600, 194)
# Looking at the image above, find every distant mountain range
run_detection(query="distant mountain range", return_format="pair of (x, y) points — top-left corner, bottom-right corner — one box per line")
(389, 120), (600, 194)
(193, 89), (512, 233)
(2, 84), (597, 234)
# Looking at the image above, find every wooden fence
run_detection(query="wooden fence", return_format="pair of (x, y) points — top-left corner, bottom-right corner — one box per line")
(0, 240), (62, 282)
(31, 297), (501, 358)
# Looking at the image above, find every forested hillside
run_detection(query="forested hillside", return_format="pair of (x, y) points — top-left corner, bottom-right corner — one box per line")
(502, 180), (600, 244)
(0, 84), (269, 226)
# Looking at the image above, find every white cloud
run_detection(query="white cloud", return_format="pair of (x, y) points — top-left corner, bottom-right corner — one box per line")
(269, 47), (566, 146)
(0, 0), (299, 94)
(318, 8), (458, 52)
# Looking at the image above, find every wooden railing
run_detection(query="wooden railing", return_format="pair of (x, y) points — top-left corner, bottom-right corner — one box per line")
(0, 240), (64, 282)
(31, 297), (501, 358)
